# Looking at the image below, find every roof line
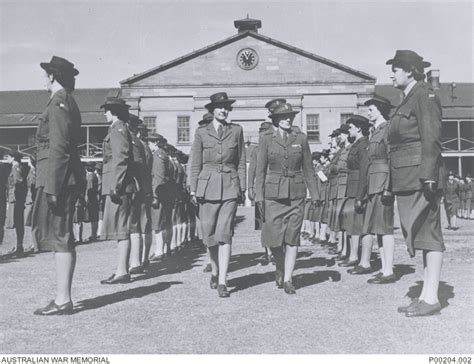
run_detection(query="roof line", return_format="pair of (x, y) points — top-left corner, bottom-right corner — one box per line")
(120, 31), (376, 84)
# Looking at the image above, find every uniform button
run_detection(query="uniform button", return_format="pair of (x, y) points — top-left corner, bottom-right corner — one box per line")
(284, 156), (288, 159)
(218, 141), (222, 144)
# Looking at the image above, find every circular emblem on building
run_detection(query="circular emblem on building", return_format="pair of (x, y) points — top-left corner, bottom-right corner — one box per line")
(237, 48), (258, 70)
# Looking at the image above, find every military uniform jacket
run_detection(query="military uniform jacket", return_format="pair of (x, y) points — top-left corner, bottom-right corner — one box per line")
(151, 147), (170, 201)
(190, 122), (247, 201)
(314, 164), (327, 202)
(329, 145), (350, 199)
(101, 119), (137, 196)
(444, 181), (459, 203)
(35, 88), (85, 195)
(388, 81), (444, 192)
(25, 167), (36, 204)
(141, 139), (153, 196)
(248, 146), (258, 194)
(7, 163), (26, 204)
(459, 183), (469, 201)
(129, 129), (152, 195)
(327, 148), (342, 200)
(255, 129), (319, 202)
(345, 136), (369, 198)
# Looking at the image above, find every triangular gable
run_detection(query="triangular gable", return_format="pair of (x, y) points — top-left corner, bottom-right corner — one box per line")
(120, 31), (375, 85)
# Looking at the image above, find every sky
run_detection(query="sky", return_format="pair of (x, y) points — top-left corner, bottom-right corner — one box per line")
(0, 0), (472, 91)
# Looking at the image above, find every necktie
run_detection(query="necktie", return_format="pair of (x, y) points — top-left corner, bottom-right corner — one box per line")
(218, 124), (223, 139)
(282, 131), (288, 143)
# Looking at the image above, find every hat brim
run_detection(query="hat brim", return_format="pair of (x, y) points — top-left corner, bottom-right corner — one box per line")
(364, 99), (396, 109)
(386, 58), (431, 68)
(205, 100), (236, 110)
(40, 62), (79, 76)
(269, 110), (299, 119)
(100, 103), (131, 110)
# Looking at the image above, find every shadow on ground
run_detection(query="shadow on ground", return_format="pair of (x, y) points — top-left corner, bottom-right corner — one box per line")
(73, 281), (182, 314)
(405, 280), (454, 309)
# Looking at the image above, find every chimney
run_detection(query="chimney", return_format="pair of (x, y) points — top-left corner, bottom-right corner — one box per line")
(234, 15), (262, 34)
(427, 69), (440, 90)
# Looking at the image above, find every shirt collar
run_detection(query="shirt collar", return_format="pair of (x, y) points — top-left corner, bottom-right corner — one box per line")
(212, 118), (226, 132)
(403, 79), (417, 97)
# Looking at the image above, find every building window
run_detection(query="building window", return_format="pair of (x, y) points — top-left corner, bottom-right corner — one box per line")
(340, 113), (354, 125)
(306, 114), (320, 142)
(143, 116), (156, 133)
(177, 116), (190, 144)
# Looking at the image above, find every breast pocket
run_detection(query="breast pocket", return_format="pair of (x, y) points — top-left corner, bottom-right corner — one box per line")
(264, 174), (281, 199)
(203, 141), (216, 162)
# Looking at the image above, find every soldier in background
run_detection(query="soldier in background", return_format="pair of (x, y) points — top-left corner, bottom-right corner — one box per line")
(443, 171), (459, 230)
(175, 151), (189, 250)
(99, 97), (136, 285)
(84, 162), (99, 242)
(0, 150), (11, 244)
(127, 114), (149, 274)
(24, 156), (36, 241)
(148, 134), (173, 261)
(4, 150), (27, 256)
(316, 149), (331, 243)
(137, 123), (153, 268)
(248, 121), (274, 265)
(95, 162), (104, 239)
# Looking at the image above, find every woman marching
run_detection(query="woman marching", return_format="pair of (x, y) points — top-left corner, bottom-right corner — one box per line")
(386, 50), (445, 316)
(190, 92), (246, 298)
(255, 102), (319, 294)
(32, 56), (85, 315)
(99, 97), (137, 284)
(355, 96), (397, 283)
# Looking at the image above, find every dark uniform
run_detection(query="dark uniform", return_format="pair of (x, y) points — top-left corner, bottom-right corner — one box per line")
(388, 79), (445, 256)
(255, 127), (319, 247)
(5, 161), (27, 252)
(357, 122), (394, 235)
(85, 170), (99, 223)
(139, 135), (153, 235)
(190, 120), (246, 246)
(101, 117), (137, 241)
(340, 136), (369, 235)
(32, 88), (85, 252)
(24, 165), (36, 227)
(328, 144), (350, 232)
(151, 143), (173, 232)
(443, 178), (459, 219)
(248, 145), (263, 230)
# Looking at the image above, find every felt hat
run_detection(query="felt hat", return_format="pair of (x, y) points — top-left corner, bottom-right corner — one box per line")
(40, 56), (79, 76)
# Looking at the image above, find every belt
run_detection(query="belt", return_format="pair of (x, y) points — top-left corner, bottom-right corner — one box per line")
(202, 164), (236, 174)
(390, 140), (421, 152)
(268, 170), (302, 178)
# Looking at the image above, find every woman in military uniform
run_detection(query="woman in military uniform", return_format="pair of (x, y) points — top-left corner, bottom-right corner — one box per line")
(386, 50), (445, 317)
(84, 162), (99, 242)
(32, 56), (85, 315)
(356, 96), (396, 283)
(339, 116), (370, 274)
(24, 156), (36, 232)
(317, 149), (331, 243)
(255, 102), (319, 294)
(99, 97), (137, 285)
(4, 150), (27, 256)
(190, 92), (246, 298)
(443, 172), (459, 230)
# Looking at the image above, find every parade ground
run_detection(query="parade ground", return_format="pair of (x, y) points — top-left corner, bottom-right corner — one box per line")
(1, 207), (473, 354)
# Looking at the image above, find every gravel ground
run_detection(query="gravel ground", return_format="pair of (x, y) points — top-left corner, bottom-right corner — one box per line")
(0, 206), (473, 354)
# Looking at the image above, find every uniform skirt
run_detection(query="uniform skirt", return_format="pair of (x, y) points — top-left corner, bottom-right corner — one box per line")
(261, 198), (305, 248)
(254, 204), (263, 230)
(24, 202), (33, 227)
(175, 200), (187, 224)
(310, 202), (322, 222)
(140, 200), (152, 234)
(362, 193), (394, 235)
(85, 200), (99, 223)
(396, 190), (445, 257)
(151, 202), (173, 232)
(102, 193), (133, 241)
(303, 200), (312, 220)
(200, 199), (237, 247)
(443, 199), (459, 217)
(32, 186), (78, 252)
(129, 192), (143, 234)
(340, 198), (364, 235)
(5, 201), (24, 229)
(321, 200), (330, 224)
(329, 197), (345, 232)
(73, 203), (85, 224)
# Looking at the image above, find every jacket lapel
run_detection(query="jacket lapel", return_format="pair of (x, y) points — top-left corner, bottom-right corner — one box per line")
(286, 131), (297, 146)
(273, 129), (286, 148)
(220, 123), (233, 141)
(394, 81), (422, 112)
(206, 124), (219, 140)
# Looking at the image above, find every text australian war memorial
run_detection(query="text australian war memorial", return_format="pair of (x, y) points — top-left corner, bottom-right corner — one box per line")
(1, 17), (473, 176)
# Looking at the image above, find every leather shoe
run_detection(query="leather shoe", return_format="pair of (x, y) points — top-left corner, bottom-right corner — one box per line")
(334, 254), (347, 261)
(34, 300), (73, 315)
(149, 253), (164, 262)
(338, 259), (358, 267)
(217, 284), (230, 298)
(397, 298), (420, 313)
(100, 273), (131, 284)
(283, 281), (296, 294)
(129, 265), (144, 274)
(367, 273), (397, 284)
(275, 270), (283, 289)
(405, 300), (441, 317)
(347, 265), (373, 275)
(210, 275), (218, 289)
